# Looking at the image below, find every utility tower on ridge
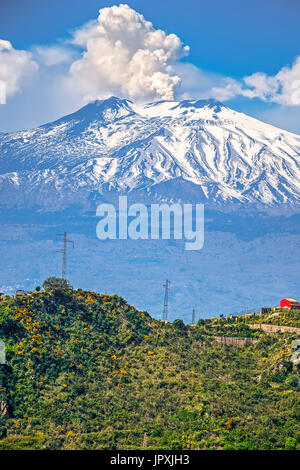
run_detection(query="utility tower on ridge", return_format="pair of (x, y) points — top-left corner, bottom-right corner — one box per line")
(192, 308), (196, 325)
(163, 280), (170, 321)
(57, 231), (74, 280)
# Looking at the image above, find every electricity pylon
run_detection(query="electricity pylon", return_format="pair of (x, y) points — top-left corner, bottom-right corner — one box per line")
(163, 280), (170, 321)
(192, 308), (196, 325)
(57, 231), (74, 280)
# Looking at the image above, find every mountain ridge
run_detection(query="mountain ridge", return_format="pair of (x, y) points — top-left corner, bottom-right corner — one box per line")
(0, 96), (300, 210)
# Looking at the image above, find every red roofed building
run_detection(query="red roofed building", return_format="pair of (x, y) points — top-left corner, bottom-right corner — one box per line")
(280, 298), (300, 309)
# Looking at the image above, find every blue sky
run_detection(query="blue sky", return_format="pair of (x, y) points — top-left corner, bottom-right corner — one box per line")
(1, 0), (300, 132)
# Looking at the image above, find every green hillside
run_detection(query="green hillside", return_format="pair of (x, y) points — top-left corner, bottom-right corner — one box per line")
(248, 309), (300, 328)
(0, 280), (299, 450)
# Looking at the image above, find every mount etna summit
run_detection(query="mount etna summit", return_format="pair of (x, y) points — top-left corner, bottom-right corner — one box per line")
(0, 96), (300, 210)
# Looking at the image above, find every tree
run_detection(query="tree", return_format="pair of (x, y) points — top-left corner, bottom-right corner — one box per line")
(42, 277), (72, 291)
(173, 319), (186, 331)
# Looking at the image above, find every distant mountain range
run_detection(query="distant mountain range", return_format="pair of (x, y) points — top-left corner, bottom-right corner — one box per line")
(0, 96), (300, 210)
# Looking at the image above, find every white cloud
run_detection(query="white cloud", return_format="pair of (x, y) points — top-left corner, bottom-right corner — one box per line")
(172, 62), (222, 100)
(274, 57), (300, 105)
(1, 4), (300, 134)
(34, 45), (74, 66)
(68, 4), (189, 102)
(211, 56), (300, 106)
(0, 80), (6, 104)
(70, 20), (99, 47)
(211, 78), (245, 102)
(0, 39), (38, 103)
(64, 3), (300, 107)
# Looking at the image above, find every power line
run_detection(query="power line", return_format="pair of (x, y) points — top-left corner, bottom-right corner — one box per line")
(56, 231), (74, 280)
(163, 280), (170, 321)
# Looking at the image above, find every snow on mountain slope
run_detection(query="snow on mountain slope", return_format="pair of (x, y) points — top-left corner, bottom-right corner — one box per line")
(0, 96), (300, 209)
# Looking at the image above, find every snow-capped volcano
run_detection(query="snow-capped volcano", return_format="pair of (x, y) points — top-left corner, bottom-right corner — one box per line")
(1, 96), (300, 209)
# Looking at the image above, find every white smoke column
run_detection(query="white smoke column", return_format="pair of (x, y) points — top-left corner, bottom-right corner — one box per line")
(0, 39), (38, 104)
(70, 4), (189, 102)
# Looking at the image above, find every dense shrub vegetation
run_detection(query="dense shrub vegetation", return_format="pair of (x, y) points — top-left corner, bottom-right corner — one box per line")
(0, 283), (299, 450)
(248, 309), (300, 328)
